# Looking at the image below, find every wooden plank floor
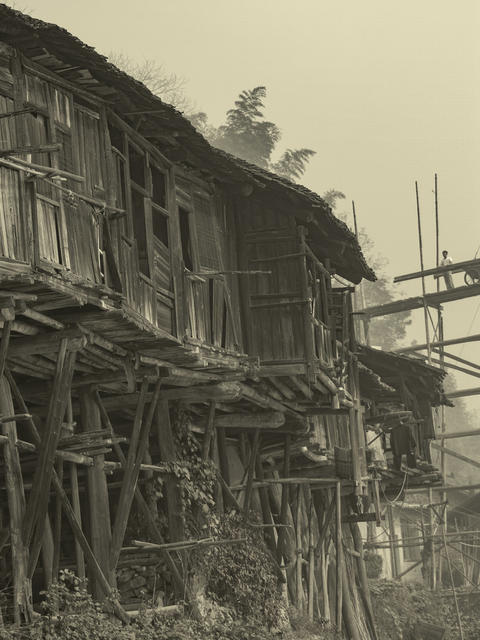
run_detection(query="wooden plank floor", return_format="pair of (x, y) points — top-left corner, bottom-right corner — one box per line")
(363, 283), (480, 317)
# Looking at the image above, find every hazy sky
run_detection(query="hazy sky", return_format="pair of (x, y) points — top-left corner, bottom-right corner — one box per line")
(20, 0), (480, 410)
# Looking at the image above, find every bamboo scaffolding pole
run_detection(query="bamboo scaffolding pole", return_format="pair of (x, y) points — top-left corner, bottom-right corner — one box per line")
(415, 181), (432, 363)
(335, 480), (342, 632)
(429, 488), (436, 589)
(295, 485), (303, 611)
(442, 526), (465, 640)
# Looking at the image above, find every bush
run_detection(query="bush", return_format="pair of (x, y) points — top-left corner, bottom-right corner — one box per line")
(192, 512), (285, 628)
(364, 551), (383, 579)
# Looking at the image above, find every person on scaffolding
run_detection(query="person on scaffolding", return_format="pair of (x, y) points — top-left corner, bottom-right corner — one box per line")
(440, 250), (454, 290)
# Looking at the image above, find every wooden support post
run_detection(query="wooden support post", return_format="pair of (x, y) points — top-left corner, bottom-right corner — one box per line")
(429, 488), (436, 590)
(255, 455), (277, 556)
(201, 401), (216, 461)
(24, 343), (76, 579)
(298, 226), (316, 380)
(156, 398), (185, 544)
(110, 380), (162, 572)
(95, 389), (184, 594)
(415, 181), (432, 363)
(80, 388), (114, 597)
(307, 495), (315, 621)
(217, 424), (231, 505)
(387, 504), (398, 578)
(0, 375), (32, 624)
(335, 480), (342, 632)
(70, 462), (86, 580)
(295, 484), (303, 611)
(52, 459), (63, 584)
(277, 434), (291, 563)
(41, 516), (54, 589)
(350, 521), (378, 640)
(244, 428), (260, 516)
(0, 319), (12, 380)
(50, 471), (129, 624)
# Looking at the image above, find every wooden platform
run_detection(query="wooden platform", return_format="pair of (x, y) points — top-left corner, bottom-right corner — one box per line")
(362, 284), (480, 318)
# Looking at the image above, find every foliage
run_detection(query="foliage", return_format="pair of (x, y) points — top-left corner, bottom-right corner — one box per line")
(192, 511), (284, 628)
(152, 408), (217, 537)
(0, 571), (282, 640)
(363, 551), (383, 579)
(210, 87), (280, 169)
(210, 86), (315, 181)
(107, 52), (199, 117)
(326, 190), (412, 350)
(271, 149), (317, 182)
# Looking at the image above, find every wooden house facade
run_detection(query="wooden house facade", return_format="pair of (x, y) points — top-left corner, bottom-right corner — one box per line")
(0, 5), (447, 638)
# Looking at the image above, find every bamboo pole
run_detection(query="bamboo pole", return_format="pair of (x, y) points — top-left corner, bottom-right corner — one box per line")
(442, 525), (464, 640)
(415, 181), (431, 363)
(295, 485), (303, 611)
(429, 487), (436, 589)
(335, 480), (342, 632)
(307, 496), (315, 621)
(387, 504), (398, 578)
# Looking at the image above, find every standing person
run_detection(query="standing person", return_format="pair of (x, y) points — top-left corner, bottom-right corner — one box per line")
(440, 250), (454, 290)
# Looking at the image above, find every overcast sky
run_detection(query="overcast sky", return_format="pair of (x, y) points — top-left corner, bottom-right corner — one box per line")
(20, 0), (480, 411)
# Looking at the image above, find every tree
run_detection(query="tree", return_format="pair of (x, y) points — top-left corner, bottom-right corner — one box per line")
(325, 190), (412, 350)
(271, 148), (317, 182)
(107, 52), (196, 114)
(210, 86), (315, 181)
(211, 87), (280, 168)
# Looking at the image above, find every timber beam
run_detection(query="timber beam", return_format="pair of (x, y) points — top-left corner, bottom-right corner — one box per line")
(431, 442), (480, 469)
(394, 333), (480, 354)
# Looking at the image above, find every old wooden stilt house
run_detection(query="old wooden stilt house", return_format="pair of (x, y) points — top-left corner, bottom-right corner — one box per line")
(0, 5), (448, 638)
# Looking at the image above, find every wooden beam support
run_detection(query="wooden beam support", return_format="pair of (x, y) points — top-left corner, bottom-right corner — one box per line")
(244, 429), (261, 515)
(9, 331), (87, 359)
(446, 387), (480, 400)
(431, 442), (480, 468)
(80, 388), (114, 596)
(394, 333), (480, 354)
(213, 411), (285, 430)
(155, 398), (185, 548)
(394, 257), (480, 283)
(335, 480), (342, 632)
(0, 375), (32, 623)
(24, 342), (76, 578)
(94, 391), (184, 594)
(110, 380), (162, 572)
(49, 471), (129, 624)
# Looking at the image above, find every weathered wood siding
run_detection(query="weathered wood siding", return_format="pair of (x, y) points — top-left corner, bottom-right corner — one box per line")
(238, 199), (334, 368)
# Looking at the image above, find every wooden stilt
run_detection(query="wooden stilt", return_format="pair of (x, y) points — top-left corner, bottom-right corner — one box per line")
(52, 459), (63, 584)
(244, 429), (260, 515)
(24, 343), (76, 578)
(0, 319), (12, 380)
(80, 387), (114, 596)
(295, 485), (303, 611)
(255, 455), (277, 555)
(387, 504), (398, 578)
(0, 375), (32, 624)
(156, 398), (185, 544)
(350, 522), (378, 640)
(110, 380), (162, 572)
(277, 434), (291, 563)
(335, 480), (342, 632)
(307, 495), (315, 621)
(70, 462), (85, 580)
(50, 471), (129, 624)
(94, 391), (184, 594)
(41, 516), (54, 589)
(201, 401), (216, 461)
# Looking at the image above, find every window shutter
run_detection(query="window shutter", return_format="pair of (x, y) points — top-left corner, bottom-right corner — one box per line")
(192, 194), (221, 271)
